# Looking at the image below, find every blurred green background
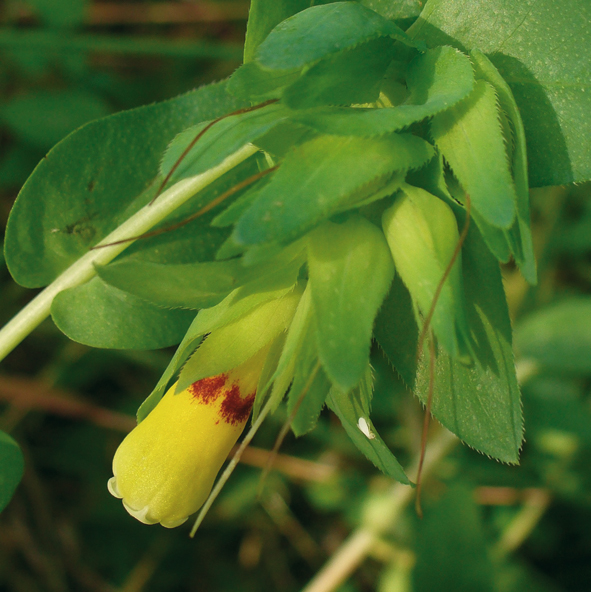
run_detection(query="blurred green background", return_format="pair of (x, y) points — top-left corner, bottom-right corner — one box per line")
(1, 2), (591, 591)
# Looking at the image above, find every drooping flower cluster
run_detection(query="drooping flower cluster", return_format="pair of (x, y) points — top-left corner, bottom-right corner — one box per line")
(107, 2), (533, 526)
(109, 350), (266, 527)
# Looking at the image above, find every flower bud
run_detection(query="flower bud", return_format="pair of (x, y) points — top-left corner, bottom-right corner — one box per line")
(382, 185), (471, 360)
(108, 347), (268, 528)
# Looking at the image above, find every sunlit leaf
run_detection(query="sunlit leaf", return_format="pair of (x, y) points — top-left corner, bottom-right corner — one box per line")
(410, 0), (591, 186)
(327, 375), (410, 484)
(308, 216), (394, 392)
(233, 133), (434, 247)
(431, 80), (517, 229)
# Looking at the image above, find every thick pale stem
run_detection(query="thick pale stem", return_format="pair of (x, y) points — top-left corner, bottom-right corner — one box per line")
(0, 144), (258, 362)
(302, 429), (457, 592)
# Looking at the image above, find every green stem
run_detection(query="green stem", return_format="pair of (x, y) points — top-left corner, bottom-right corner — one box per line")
(0, 144), (259, 363)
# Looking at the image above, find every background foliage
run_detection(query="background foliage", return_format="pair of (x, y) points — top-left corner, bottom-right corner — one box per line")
(1, 1), (591, 591)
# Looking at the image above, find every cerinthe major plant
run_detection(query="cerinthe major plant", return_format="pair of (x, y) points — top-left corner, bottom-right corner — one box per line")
(1, 0), (589, 532)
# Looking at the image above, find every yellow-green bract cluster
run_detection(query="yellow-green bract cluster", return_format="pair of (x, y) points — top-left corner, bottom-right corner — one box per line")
(109, 186), (470, 527)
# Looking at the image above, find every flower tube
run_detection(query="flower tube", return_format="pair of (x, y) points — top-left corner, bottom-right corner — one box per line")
(108, 346), (268, 528)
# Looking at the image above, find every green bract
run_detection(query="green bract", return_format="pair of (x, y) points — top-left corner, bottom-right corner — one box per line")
(2, 0), (589, 523)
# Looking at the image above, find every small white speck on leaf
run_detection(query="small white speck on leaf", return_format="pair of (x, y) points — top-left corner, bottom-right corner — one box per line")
(357, 417), (375, 439)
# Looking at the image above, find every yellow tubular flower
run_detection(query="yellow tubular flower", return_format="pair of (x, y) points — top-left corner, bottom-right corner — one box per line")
(108, 346), (268, 528)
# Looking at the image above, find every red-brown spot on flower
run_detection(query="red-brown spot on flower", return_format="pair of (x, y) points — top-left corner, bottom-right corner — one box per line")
(189, 374), (228, 405)
(220, 383), (256, 426)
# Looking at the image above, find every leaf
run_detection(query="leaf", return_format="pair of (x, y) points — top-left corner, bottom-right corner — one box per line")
(160, 103), (288, 184)
(254, 282), (312, 420)
(188, 242), (305, 326)
(308, 216), (394, 392)
(0, 431), (24, 513)
(360, 0), (422, 25)
(120, 157), (261, 265)
(96, 259), (245, 310)
(137, 314), (206, 422)
(514, 298), (591, 374)
(243, 0), (329, 63)
(414, 221), (523, 463)
(374, 268), (419, 388)
(51, 277), (195, 349)
(227, 62), (301, 102)
(177, 288), (302, 392)
(445, 167), (513, 265)
(409, 0), (591, 187)
(282, 36), (397, 109)
(413, 484), (495, 592)
(292, 45), (474, 136)
(254, 2), (417, 72)
(5, 80), (248, 288)
(470, 49), (537, 284)
(233, 133), (434, 247)
(253, 332), (288, 420)
(327, 381), (410, 484)
(211, 174), (273, 228)
(287, 321), (331, 437)
(431, 80), (517, 229)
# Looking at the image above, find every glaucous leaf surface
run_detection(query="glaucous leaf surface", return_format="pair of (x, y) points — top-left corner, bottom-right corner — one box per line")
(254, 2), (416, 72)
(308, 216), (394, 392)
(414, 222), (523, 463)
(470, 49), (536, 284)
(431, 80), (517, 229)
(410, 0), (591, 187)
(160, 103), (289, 184)
(233, 133), (434, 247)
(51, 277), (195, 349)
(4, 81), (247, 288)
(292, 45), (474, 136)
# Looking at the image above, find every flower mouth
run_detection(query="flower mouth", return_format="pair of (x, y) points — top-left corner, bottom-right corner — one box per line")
(108, 476), (188, 528)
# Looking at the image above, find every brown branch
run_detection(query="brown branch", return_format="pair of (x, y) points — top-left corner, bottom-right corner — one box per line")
(0, 376), (135, 433)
